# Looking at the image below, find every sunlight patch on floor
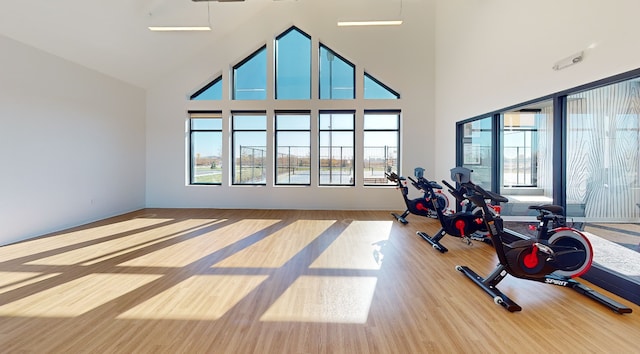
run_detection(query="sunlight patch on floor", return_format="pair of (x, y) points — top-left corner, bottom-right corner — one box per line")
(260, 276), (377, 323)
(0, 274), (161, 317)
(212, 220), (336, 268)
(119, 219), (280, 267)
(0, 218), (171, 263)
(310, 220), (392, 270)
(0, 272), (61, 295)
(25, 219), (222, 266)
(117, 275), (268, 320)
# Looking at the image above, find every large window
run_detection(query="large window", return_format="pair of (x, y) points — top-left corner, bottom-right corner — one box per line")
(319, 111), (355, 185)
(190, 112), (223, 184)
(363, 111), (399, 185)
(275, 27), (311, 100)
(456, 69), (640, 306)
(189, 25), (401, 188)
(275, 112), (311, 185)
(232, 113), (267, 185)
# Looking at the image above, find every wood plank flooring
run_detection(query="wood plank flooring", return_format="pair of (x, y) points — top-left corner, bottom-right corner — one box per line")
(0, 209), (638, 353)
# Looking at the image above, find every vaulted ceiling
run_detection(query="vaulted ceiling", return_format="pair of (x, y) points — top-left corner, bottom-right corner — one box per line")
(0, 0), (414, 89)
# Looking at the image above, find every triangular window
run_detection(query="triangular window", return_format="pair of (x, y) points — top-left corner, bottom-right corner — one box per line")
(190, 76), (222, 100)
(364, 73), (400, 99)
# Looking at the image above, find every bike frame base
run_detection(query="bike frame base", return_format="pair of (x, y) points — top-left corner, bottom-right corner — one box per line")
(417, 230), (448, 253)
(391, 212), (409, 225)
(457, 266), (633, 314)
(456, 265), (522, 312)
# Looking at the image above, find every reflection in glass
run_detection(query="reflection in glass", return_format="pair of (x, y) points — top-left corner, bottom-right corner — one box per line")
(461, 117), (493, 188)
(499, 102), (554, 216)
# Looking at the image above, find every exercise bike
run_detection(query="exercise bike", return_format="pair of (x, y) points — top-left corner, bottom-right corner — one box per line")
(385, 168), (450, 224)
(405, 167), (493, 253)
(414, 167), (495, 253)
(454, 173), (633, 314)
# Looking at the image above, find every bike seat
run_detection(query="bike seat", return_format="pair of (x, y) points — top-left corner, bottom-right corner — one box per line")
(428, 180), (442, 189)
(528, 204), (564, 215)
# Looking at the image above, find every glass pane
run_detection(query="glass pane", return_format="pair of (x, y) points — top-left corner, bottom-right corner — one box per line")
(233, 47), (267, 100)
(319, 131), (354, 185)
(191, 118), (222, 130)
(566, 80), (640, 221)
(233, 131), (267, 184)
(191, 131), (222, 184)
(319, 113), (354, 130)
(363, 131), (398, 185)
(276, 114), (310, 130)
(191, 77), (222, 100)
(233, 115), (267, 130)
(461, 117), (493, 188)
(276, 28), (311, 100)
(364, 73), (399, 99)
(499, 102), (554, 217)
(319, 46), (354, 100)
(364, 114), (398, 130)
(566, 79), (640, 287)
(276, 131), (311, 184)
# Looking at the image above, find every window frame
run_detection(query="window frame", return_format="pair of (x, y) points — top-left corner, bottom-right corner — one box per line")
(363, 110), (401, 186)
(318, 44), (355, 100)
(274, 110), (312, 186)
(232, 111), (268, 185)
(318, 110), (356, 186)
(232, 46), (267, 100)
(364, 72), (400, 99)
(275, 27), (312, 100)
(190, 76), (223, 101)
(189, 111), (223, 185)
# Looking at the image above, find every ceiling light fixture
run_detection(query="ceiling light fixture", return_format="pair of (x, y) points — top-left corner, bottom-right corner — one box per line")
(337, 0), (403, 27)
(337, 20), (403, 27)
(148, 26), (211, 31)
(148, 1), (213, 31)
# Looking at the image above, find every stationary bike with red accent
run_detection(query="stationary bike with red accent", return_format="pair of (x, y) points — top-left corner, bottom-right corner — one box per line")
(409, 167), (492, 253)
(386, 168), (450, 224)
(455, 172), (632, 314)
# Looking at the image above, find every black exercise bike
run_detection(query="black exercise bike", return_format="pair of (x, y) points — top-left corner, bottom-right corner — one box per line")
(413, 167), (494, 252)
(385, 168), (450, 224)
(454, 173), (632, 314)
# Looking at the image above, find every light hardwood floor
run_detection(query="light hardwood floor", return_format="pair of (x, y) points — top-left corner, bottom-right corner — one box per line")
(0, 209), (638, 353)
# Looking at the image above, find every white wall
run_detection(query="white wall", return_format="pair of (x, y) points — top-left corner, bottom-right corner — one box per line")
(146, 0), (435, 210)
(434, 0), (640, 185)
(0, 35), (146, 246)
